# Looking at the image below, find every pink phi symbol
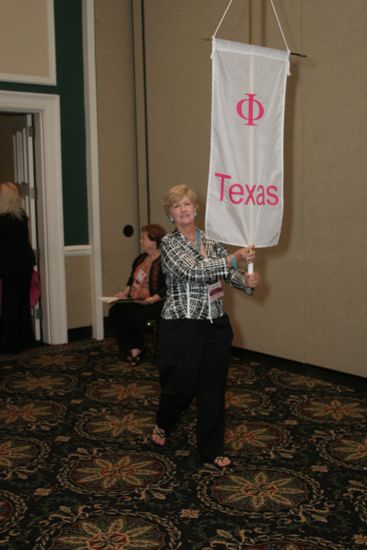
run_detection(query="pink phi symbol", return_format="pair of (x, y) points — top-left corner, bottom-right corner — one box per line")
(236, 93), (264, 126)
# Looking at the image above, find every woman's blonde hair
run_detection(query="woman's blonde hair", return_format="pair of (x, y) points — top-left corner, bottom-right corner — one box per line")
(0, 182), (23, 218)
(163, 184), (198, 216)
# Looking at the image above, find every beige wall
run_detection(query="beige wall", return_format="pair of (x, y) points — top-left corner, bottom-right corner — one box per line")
(131, 0), (367, 377)
(0, 0), (53, 83)
(142, 0), (251, 229)
(66, 0), (144, 330)
(94, 0), (140, 319)
(65, 256), (92, 329)
(65, 0), (144, 330)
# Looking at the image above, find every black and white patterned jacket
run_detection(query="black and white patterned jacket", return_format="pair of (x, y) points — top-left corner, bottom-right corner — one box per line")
(160, 229), (253, 321)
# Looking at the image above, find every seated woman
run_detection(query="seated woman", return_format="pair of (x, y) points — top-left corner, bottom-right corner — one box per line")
(109, 224), (167, 365)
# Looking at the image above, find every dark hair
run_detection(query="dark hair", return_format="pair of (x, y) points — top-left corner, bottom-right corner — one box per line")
(141, 224), (167, 247)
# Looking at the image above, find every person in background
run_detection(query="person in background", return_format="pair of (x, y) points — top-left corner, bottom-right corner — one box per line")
(152, 184), (260, 469)
(0, 182), (36, 354)
(109, 224), (167, 365)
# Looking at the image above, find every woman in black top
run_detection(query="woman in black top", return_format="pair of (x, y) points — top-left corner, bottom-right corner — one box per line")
(0, 182), (36, 353)
(109, 224), (166, 365)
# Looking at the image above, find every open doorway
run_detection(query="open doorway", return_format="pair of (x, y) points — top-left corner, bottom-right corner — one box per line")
(0, 112), (42, 341)
(0, 90), (67, 345)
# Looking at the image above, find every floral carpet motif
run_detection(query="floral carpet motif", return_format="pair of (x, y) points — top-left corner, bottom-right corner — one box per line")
(197, 464), (323, 519)
(0, 339), (367, 549)
(58, 449), (176, 498)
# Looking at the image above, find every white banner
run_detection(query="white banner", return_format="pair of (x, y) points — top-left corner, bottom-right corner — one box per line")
(205, 39), (290, 247)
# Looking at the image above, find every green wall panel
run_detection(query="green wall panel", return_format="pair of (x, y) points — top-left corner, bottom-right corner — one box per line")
(54, 0), (88, 245)
(0, 0), (88, 246)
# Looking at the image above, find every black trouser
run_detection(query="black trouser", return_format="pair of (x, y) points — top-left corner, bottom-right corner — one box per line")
(156, 314), (233, 462)
(1, 268), (35, 353)
(109, 301), (163, 354)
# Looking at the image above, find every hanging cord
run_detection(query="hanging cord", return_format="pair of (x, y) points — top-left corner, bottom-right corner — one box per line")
(269, 0), (290, 52)
(209, 0), (306, 57)
(212, 0), (235, 39)
(212, 0), (291, 53)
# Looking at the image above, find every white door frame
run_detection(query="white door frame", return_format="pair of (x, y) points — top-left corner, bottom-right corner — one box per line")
(0, 2), (104, 344)
(82, 0), (104, 340)
(0, 90), (67, 344)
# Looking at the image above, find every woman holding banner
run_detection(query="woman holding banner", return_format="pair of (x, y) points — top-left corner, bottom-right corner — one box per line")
(152, 184), (259, 469)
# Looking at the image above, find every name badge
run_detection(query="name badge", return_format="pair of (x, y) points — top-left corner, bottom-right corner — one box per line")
(208, 281), (224, 302)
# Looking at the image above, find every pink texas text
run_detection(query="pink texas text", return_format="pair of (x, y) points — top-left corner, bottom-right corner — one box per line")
(215, 172), (279, 206)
